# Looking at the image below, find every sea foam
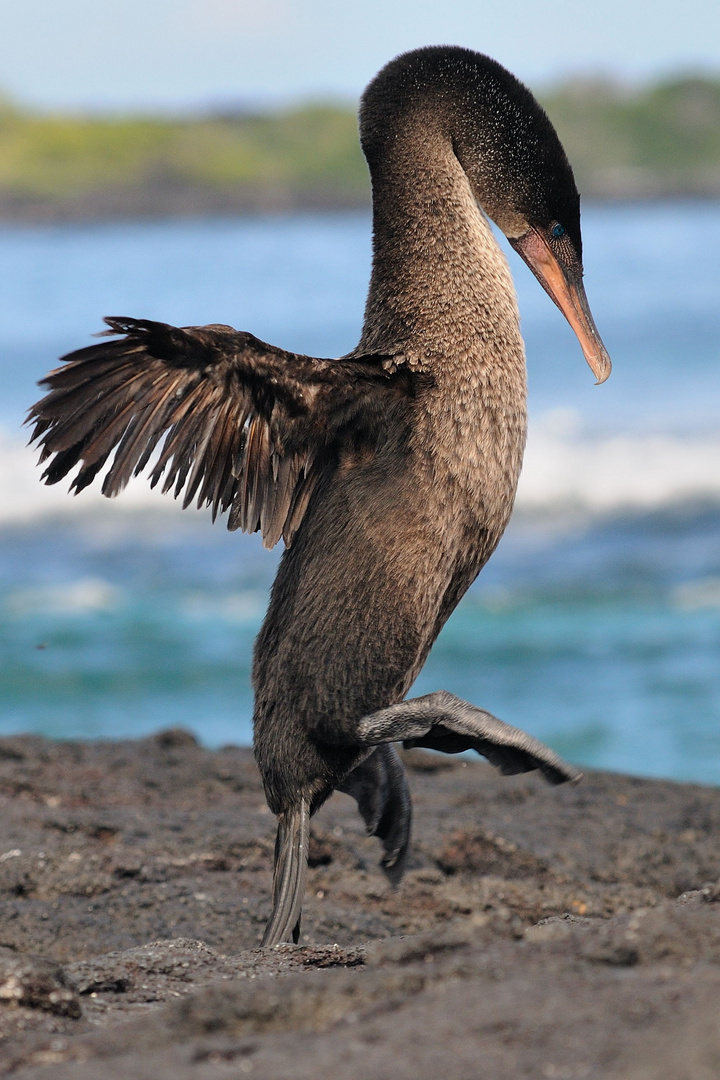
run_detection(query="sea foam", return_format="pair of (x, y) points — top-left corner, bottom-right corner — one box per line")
(518, 410), (720, 514)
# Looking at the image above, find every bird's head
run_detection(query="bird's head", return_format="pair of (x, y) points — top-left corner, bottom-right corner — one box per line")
(453, 47), (612, 384)
(363, 46), (612, 383)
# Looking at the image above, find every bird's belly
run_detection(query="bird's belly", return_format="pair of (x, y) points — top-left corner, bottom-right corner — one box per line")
(251, 450), (506, 808)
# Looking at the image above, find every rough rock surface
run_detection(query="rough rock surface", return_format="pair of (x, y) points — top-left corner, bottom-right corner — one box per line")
(0, 730), (719, 1078)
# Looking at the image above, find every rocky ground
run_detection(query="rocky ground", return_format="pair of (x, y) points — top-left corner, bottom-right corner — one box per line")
(0, 729), (718, 1078)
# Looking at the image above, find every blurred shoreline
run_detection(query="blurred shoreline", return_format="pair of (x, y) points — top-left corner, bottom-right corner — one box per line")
(1, 71), (719, 223)
(0, 183), (369, 225)
(3, 191), (720, 227)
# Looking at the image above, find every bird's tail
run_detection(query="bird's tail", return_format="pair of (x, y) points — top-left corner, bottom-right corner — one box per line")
(260, 797), (310, 947)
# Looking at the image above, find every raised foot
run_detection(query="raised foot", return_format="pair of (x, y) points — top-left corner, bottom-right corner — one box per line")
(356, 690), (581, 786)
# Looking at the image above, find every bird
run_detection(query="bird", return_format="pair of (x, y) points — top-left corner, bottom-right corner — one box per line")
(28, 45), (611, 948)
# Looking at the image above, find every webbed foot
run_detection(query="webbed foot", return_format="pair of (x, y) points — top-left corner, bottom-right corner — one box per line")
(338, 744), (412, 885)
(357, 691), (581, 785)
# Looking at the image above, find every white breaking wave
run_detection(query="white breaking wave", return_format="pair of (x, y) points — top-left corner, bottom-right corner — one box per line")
(0, 426), (187, 526)
(5, 578), (121, 616)
(2, 411), (720, 529)
(516, 410), (720, 513)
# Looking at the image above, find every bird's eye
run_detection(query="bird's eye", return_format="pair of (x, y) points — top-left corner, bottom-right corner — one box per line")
(551, 223), (566, 239)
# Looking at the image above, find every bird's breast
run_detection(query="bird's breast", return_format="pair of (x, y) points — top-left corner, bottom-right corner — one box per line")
(411, 363), (527, 547)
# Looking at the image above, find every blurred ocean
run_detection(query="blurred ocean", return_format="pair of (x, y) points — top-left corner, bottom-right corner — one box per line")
(0, 204), (719, 782)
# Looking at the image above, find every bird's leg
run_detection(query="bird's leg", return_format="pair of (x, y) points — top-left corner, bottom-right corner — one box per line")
(260, 694), (578, 946)
(260, 796), (310, 948)
(260, 747), (411, 946)
(355, 690), (582, 785)
(338, 744), (412, 885)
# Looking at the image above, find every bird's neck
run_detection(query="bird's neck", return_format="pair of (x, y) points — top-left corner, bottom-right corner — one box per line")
(357, 123), (525, 392)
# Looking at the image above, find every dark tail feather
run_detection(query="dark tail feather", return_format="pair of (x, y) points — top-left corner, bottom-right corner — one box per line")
(260, 797), (310, 947)
(339, 745), (412, 886)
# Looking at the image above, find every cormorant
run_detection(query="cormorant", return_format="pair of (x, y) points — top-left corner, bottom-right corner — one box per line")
(28, 46), (611, 947)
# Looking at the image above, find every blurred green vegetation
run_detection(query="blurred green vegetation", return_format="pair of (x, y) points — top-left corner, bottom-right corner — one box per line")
(542, 75), (720, 198)
(0, 73), (718, 220)
(0, 102), (368, 218)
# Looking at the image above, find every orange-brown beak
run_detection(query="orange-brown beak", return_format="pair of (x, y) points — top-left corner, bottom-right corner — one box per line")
(510, 228), (612, 384)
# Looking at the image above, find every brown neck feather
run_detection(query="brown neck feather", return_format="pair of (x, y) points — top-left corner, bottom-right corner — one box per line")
(357, 116), (524, 394)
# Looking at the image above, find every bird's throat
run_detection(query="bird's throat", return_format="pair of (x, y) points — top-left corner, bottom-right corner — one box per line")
(358, 128), (523, 382)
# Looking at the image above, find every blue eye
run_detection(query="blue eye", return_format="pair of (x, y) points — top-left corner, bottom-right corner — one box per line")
(551, 223), (566, 239)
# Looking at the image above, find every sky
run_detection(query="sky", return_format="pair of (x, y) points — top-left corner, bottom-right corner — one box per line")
(0, 0), (718, 113)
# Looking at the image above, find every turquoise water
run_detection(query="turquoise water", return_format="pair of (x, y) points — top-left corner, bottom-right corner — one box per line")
(0, 206), (719, 782)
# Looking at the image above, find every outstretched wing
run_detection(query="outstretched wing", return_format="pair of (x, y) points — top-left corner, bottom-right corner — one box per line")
(28, 317), (408, 548)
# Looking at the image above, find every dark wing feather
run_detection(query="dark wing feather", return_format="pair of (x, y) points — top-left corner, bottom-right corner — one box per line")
(27, 317), (406, 547)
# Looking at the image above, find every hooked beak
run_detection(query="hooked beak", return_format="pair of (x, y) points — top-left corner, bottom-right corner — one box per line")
(510, 228), (612, 384)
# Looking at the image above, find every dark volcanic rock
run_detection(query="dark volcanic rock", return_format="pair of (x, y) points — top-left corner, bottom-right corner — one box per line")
(0, 949), (80, 1018)
(0, 733), (719, 1078)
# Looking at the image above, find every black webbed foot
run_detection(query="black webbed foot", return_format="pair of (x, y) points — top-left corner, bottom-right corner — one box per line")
(356, 691), (581, 786)
(338, 744), (412, 885)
